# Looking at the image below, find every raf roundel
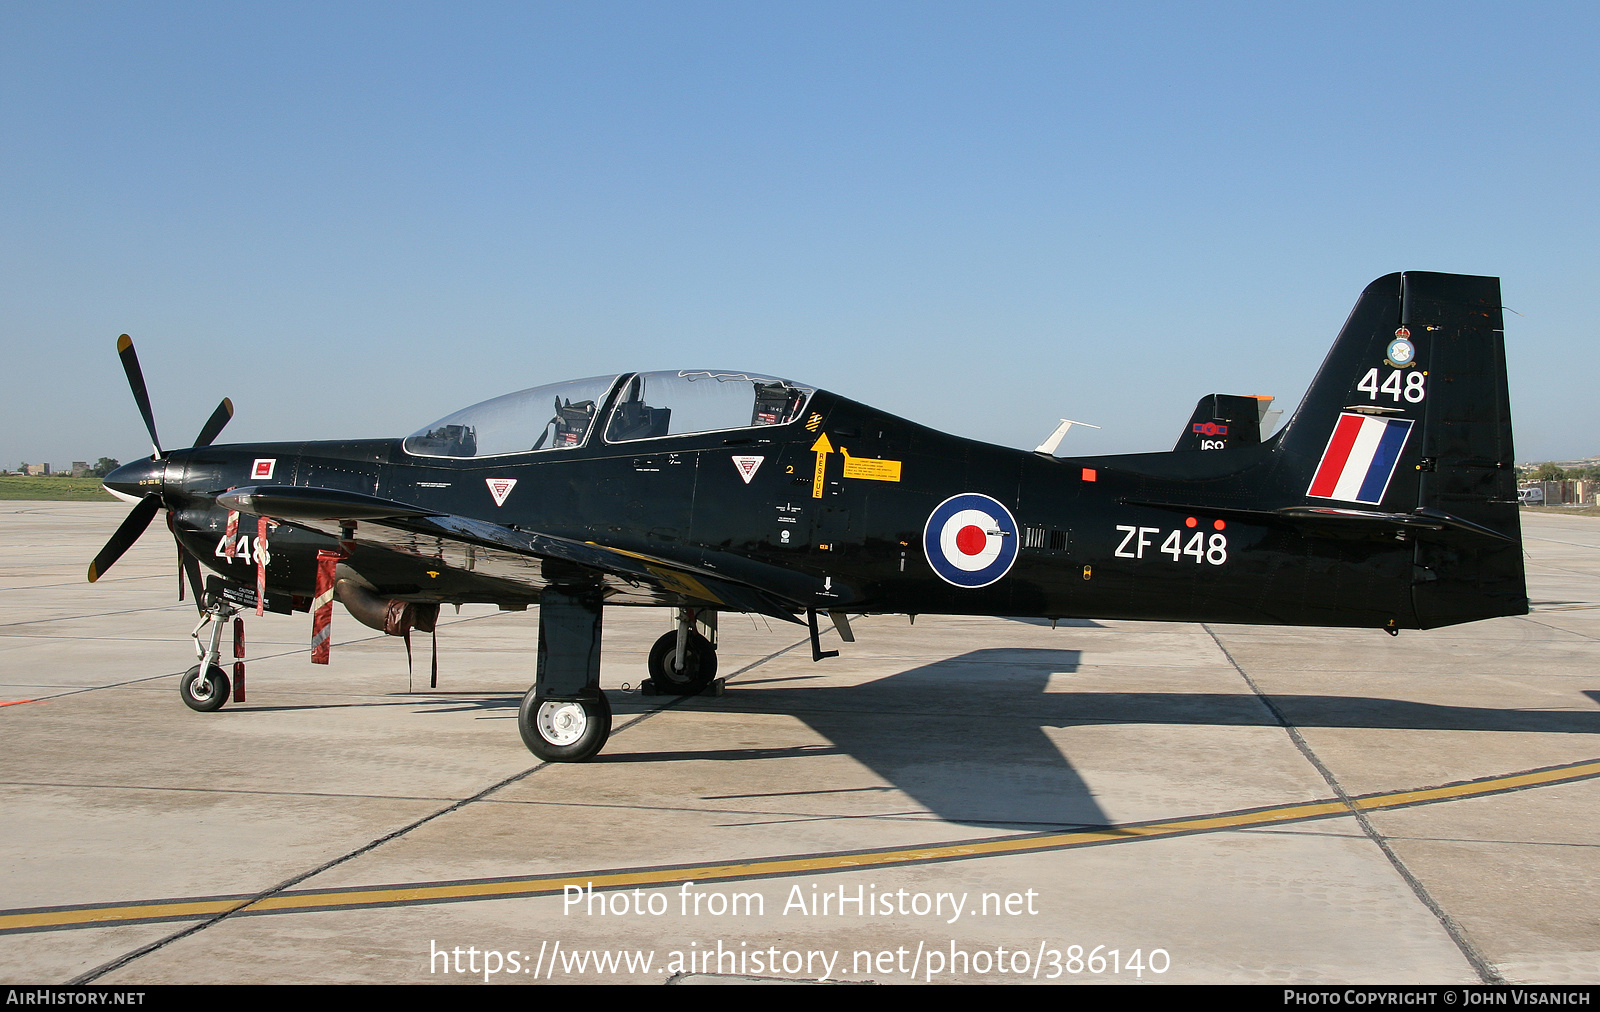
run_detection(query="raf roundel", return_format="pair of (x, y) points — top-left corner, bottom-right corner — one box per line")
(922, 493), (1020, 588)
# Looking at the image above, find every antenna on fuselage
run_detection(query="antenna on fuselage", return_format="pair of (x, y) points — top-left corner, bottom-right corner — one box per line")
(1034, 418), (1101, 456)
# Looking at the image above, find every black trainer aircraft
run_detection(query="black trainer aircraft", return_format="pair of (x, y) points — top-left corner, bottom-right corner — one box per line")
(91, 271), (1525, 762)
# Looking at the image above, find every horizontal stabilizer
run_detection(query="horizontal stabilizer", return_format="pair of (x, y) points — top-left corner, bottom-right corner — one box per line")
(1124, 498), (1515, 542)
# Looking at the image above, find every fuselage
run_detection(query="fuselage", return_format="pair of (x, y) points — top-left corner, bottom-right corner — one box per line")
(109, 382), (1423, 631)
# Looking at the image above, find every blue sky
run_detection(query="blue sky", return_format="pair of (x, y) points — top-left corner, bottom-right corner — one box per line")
(3, 2), (1596, 468)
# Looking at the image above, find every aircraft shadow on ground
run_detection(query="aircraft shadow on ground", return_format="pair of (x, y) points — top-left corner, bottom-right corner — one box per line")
(676, 648), (1600, 830)
(229, 648), (1600, 832)
(720, 647), (1107, 830)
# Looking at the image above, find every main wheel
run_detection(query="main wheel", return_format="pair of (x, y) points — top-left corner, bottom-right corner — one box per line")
(180, 664), (231, 712)
(518, 689), (612, 762)
(647, 630), (717, 695)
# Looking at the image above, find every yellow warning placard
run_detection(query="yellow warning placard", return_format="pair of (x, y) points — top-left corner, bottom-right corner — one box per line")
(841, 448), (902, 482)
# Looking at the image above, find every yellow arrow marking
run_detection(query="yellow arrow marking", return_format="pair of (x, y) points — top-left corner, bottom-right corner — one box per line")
(810, 433), (833, 499)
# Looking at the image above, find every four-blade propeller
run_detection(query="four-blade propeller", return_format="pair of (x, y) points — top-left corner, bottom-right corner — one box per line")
(87, 336), (233, 590)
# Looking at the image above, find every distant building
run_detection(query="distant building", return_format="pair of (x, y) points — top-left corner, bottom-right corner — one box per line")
(24, 463), (49, 476)
(71, 461), (90, 477)
(1521, 480), (1597, 506)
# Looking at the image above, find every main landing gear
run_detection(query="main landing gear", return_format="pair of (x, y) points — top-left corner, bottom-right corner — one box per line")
(518, 587), (611, 763)
(515, 599), (722, 762)
(518, 692), (612, 762)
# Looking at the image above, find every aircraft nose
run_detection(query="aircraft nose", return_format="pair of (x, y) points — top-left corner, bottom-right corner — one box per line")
(103, 457), (165, 503)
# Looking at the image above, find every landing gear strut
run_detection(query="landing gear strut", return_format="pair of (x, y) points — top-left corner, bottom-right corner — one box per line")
(183, 594), (239, 712)
(647, 607), (718, 695)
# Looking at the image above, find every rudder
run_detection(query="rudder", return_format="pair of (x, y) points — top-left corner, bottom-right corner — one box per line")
(1406, 273), (1525, 626)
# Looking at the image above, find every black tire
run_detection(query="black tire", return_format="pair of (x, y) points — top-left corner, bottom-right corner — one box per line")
(647, 629), (717, 695)
(518, 689), (612, 762)
(180, 664), (231, 712)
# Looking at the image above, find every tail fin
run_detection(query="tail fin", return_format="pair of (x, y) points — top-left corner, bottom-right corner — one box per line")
(1277, 272), (1525, 625)
(1173, 393), (1275, 451)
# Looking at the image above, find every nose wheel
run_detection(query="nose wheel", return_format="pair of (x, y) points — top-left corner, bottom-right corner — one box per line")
(647, 629), (717, 695)
(180, 664), (231, 712)
(519, 690), (612, 762)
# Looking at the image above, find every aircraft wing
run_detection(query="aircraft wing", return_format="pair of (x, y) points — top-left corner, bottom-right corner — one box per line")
(216, 485), (807, 622)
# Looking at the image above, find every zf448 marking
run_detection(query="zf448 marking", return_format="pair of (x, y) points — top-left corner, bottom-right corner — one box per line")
(1115, 525), (1228, 565)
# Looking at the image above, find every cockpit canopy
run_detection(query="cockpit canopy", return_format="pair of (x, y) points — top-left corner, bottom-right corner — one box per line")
(403, 370), (816, 459)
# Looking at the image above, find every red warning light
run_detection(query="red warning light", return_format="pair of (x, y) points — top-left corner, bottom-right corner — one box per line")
(1081, 468), (1097, 482)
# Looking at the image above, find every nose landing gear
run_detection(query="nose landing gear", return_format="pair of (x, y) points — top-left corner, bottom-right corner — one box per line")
(184, 593), (241, 712)
(646, 607), (718, 696)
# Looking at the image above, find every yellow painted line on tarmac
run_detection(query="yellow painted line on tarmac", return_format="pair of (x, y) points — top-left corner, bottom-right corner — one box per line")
(1, 898), (243, 932)
(6, 757), (1599, 935)
(1350, 759), (1600, 810)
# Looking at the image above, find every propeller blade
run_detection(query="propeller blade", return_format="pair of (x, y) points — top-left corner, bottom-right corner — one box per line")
(193, 397), (234, 448)
(117, 335), (163, 456)
(87, 493), (162, 583)
(179, 542), (206, 611)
